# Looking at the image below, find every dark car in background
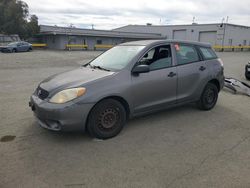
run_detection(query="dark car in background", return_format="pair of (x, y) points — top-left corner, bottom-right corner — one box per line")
(245, 62), (250, 80)
(0, 41), (32, 53)
(29, 40), (224, 139)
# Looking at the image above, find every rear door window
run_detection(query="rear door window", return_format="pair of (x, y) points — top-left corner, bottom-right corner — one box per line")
(199, 47), (217, 60)
(175, 44), (200, 65)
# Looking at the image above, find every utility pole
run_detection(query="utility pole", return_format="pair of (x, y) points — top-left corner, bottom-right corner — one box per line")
(222, 16), (229, 48)
(192, 16), (195, 24)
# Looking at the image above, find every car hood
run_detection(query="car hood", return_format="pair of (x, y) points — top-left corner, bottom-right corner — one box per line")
(39, 67), (114, 92)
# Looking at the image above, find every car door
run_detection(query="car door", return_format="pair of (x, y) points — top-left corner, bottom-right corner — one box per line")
(22, 42), (28, 51)
(131, 44), (177, 114)
(16, 43), (22, 51)
(17, 42), (24, 51)
(21, 42), (28, 51)
(175, 43), (209, 103)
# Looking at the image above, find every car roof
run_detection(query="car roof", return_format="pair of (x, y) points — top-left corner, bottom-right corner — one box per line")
(119, 39), (211, 47)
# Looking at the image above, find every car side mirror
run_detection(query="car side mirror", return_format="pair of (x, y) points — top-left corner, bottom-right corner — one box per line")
(132, 64), (150, 74)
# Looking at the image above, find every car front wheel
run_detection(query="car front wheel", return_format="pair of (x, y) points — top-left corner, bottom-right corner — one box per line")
(197, 83), (218, 111)
(87, 99), (126, 139)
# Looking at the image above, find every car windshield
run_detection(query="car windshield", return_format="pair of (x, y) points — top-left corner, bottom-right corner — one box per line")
(89, 45), (145, 71)
(7, 42), (18, 46)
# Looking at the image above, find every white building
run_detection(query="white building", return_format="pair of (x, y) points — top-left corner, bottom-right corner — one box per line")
(37, 25), (163, 50)
(113, 23), (250, 46)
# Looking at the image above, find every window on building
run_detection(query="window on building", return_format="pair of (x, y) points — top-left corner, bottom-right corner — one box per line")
(97, 40), (102, 44)
(68, 36), (76, 44)
(229, 39), (233, 46)
(243, 40), (247, 46)
(199, 47), (217, 60)
(176, 44), (199, 65)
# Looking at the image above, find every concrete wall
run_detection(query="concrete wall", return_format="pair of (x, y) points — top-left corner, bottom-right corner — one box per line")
(41, 35), (66, 49)
(39, 24), (250, 49)
(224, 25), (250, 46)
(40, 35), (141, 50)
(114, 24), (219, 42)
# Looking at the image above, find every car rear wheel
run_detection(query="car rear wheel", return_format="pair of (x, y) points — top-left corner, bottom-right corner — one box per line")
(197, 83), (218, 111)
(245, 64), (250, 80)
(246, 74), (250, 80)
(12, 48), (17, 53)
(87, 99), (126, 139)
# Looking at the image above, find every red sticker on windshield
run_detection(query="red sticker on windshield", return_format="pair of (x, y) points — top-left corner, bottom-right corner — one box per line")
(174, 44), (180, 51)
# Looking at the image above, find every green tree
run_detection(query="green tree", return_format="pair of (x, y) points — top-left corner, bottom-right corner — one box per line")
(0, 0), (39, 39)
(27, 14), (39, 37)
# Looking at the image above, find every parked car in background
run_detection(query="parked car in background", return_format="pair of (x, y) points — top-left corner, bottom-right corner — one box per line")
(29, 40), (224, 139)
(0, 41), (32, 53)
(245, 61), (250, 80)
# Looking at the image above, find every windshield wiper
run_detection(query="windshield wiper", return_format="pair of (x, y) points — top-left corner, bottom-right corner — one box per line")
(89, 64), (110, 71)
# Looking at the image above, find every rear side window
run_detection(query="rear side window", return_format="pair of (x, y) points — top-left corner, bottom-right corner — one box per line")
(199, 47), (217, 60)
(175, 44), (200, 65)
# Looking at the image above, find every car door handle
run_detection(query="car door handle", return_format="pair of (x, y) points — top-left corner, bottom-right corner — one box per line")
(199, 66), (206, 71)
(168, 72), (177, 77)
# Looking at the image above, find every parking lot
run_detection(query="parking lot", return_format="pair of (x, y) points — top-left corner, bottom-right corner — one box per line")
(0, 50), (250, 188)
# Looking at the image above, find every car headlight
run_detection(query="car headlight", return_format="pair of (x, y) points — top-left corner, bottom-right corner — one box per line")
(49, 87), (86, 104)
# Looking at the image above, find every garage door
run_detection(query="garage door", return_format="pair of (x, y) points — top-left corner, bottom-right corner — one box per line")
(199, 31), (217, 46)
(173, 30), (186, 40)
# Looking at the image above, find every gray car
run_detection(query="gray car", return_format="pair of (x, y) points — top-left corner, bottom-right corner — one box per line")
(29, 40), (224, 139)
(0, 41), (32, 53)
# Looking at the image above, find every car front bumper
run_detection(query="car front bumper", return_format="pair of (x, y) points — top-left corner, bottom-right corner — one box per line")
(1, 48), (11, 52)
(29, 95), (94, 131)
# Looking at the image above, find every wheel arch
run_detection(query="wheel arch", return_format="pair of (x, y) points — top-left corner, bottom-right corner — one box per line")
(86, 95), (130, 130)
(208, 79), (220, 92)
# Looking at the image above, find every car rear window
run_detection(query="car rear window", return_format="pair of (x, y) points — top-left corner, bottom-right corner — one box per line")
(199, 47), (217, 60)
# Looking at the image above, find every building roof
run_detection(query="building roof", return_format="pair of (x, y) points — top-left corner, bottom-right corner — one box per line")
(113, 23), (250, 35)
(114, 23), (250, 31)
(39, 25), (163, 39)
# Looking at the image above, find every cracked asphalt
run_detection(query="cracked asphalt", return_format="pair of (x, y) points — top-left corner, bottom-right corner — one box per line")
(0, 50), (250, 188)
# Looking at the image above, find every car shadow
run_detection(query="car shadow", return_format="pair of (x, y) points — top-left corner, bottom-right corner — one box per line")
(18, 121), (92, 144)
(124, 103), (198, 130)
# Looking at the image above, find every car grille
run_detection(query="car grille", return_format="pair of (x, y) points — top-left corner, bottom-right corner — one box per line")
(36, 87), (49, 100)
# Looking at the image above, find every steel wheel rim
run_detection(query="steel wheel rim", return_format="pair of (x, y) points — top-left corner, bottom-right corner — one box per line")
(205, 88), (216, 104)
(98, 107), (120, 130)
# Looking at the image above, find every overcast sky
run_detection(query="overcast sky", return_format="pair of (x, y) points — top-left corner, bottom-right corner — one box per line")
(25, 0), (250, 30)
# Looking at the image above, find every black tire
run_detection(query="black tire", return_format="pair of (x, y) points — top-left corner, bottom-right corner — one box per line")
(87, 99), (126, 139)
(12, 48), (17, 53)
(28, 47), (32, 52)
(197, 83), (218, 111)
(245, 64), (250, 80)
